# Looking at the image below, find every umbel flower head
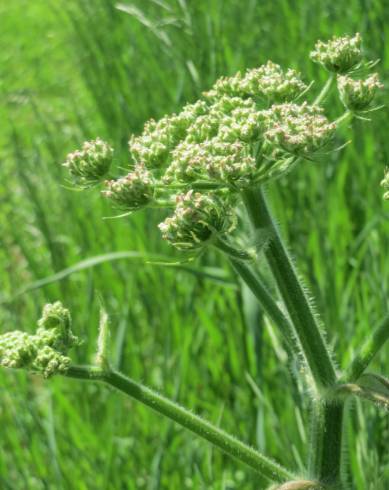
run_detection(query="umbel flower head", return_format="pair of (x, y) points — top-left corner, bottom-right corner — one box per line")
(158, 191), (235, 250)
(63, 138), (113, 186)
(263, 103), (336, 157)
(62, 34), (381, 255)
(337, 73), (383, 111)
(381, 169), (389, 200)
(164, 138), (257, 187)
(0, 302), (79, 378)
(129, 101), (208, 168)
(102, 165), (155, 211)
(310, 33), (362, 73)
(204, 61), (307, 102)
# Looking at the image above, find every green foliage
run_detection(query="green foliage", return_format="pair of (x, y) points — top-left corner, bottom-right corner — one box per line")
(0, 0), (388, 489)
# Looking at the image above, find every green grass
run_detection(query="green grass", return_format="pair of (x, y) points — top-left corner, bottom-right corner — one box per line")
(0, 0), (388, 488)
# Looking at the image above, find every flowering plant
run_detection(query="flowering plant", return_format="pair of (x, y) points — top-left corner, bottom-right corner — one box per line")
(1, 34), (388, 489)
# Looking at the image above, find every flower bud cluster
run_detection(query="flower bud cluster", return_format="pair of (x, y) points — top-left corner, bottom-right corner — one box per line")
(129, 101), (208, 167)
(310, 33), (362, 73)
(102, 166), (154, 210)
(63, 138), (113, 185)
(164, 138), (257, 187)
(263, 103), (336, 156)
(204, 61), (307, 102)
(337, 73), (383, 111)
(62, 34), (381, 253)
(158, 191), (234, 250)
(185, 97), (262, 145)
(0, 302), (79, 378)
(381, 169), (389, 200)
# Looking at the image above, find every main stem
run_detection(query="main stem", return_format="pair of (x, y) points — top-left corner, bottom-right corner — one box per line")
(242, 187), (337, 391)
(65, 365), (295, 483)
(239, 187), (345, 487)
(308, 401), (344, 487)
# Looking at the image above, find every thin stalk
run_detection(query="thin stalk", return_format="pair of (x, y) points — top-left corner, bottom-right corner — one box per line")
(65, 365), (295, 482)
(242, 187), (337, 391)
(308, 400), (344, 487)
(313, 74), (335, 106)
(334, 111), (352, 126)
(345, 314), (389, 382)
(229, 259), (299, 358)
(213, 237), (254, 261)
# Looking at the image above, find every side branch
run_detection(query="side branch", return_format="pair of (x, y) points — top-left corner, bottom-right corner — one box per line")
(65, 365), (295, 483)
(345, 314), (389, 382)
(229, 259), (299, 358)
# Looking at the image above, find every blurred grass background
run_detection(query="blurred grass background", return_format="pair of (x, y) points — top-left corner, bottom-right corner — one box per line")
(0, 0), (388, 488)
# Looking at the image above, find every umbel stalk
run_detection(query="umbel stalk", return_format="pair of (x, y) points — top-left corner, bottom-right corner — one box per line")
(242, 186), (337, 392)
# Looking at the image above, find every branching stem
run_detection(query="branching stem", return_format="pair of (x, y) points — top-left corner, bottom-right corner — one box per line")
(64, 365), (296, 483)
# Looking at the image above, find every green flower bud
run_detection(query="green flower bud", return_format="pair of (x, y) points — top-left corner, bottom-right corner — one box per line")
(38, 301), (71, 330)
(0, 331), (37, 369)
(310, 33), (362, 73)
(203, 140), (257, 185)
(240, 61), (307, 101)
(185, 97), (262, 145)
(36, 302), (78, 353)
(219, 106), (263, 143)
(203, 72), (245, 100)
(381, 168), (389, 200)
(205, 62), (306, 102)
(32, 345), (71, 378)
(129, 101), (208, 168)
(63, 138), (113, 185)
(158, 191), (234, 250)
(0, 302), (79, 378)
(263, 103), (335, 157)
(337, 73), (383, 111)
(102, 166), (154, 211)
(185, 113), (221, 144)
(164, 138), (257, 187)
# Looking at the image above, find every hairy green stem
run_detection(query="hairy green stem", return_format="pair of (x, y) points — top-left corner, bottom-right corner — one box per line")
(214, 237), (254, 261)
(65, 365), (295, 482)
(242, 187), (337, 391)
(308, 401), (344, 487)
(345, 314), (389, 382)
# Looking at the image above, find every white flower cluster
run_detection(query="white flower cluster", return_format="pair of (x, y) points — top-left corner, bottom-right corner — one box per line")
(129, 101), (208, 167)
(63, 34), (382, 252)
(263, 103), (336, 156)
(102, 166), (154, 210)
(337, 73), (383, 111)
(183, 96), (262, 146)
(310, 33), (362, 73)
(158, 191), (234, 250)
(381, 169), (389, 200)
(0, 302), (79, 378)
(164, 139), (257, 187)
(204, 61), (307, 102)
(63, 138), (113, 185)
